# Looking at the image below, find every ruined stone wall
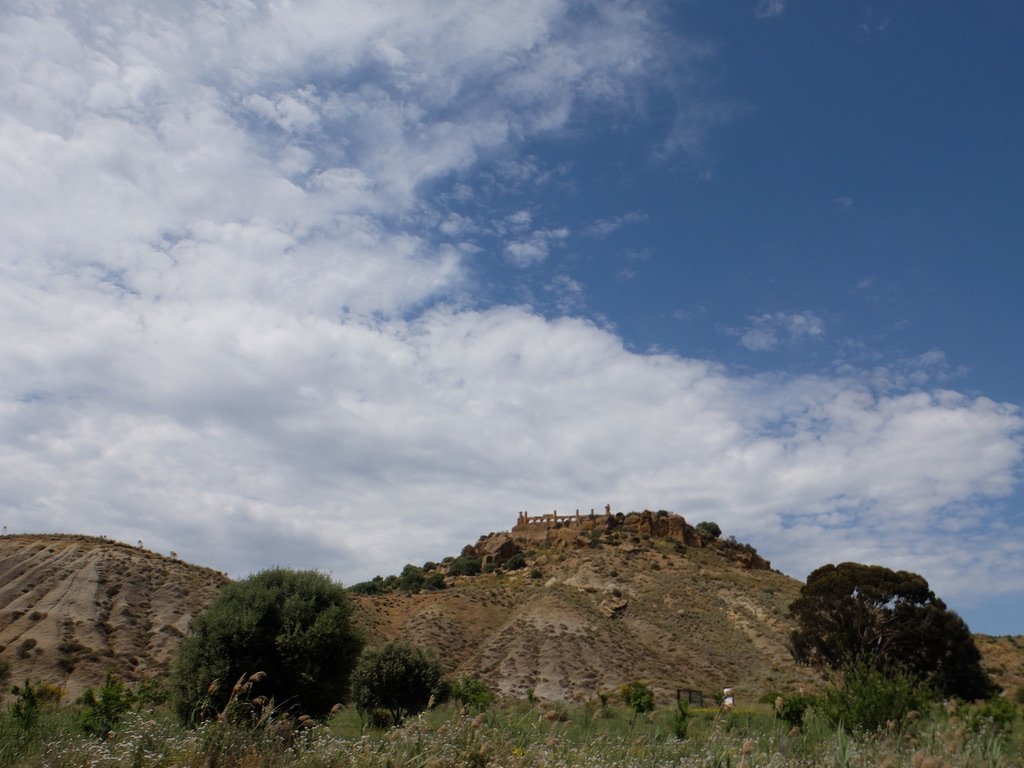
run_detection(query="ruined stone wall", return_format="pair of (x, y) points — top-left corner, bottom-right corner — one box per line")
(511, 509), (698, 545)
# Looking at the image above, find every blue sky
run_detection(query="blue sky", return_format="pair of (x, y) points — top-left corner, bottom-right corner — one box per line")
(2, 1), (1022, 634)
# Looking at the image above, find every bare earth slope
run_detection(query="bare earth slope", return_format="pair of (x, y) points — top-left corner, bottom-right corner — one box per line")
(355, 529), (819, 704)
(0, 534), (228, 699)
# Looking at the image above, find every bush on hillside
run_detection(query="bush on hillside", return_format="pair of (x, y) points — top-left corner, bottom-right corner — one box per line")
(695, 521), (722, 539)
(448, 555), (481, 577)
(504, 552), (527, 570)
(171, 568), (363, 724)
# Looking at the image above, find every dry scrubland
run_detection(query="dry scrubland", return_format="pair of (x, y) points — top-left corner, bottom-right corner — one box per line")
(1, 524), (1023, 767)
(353, 534), (818, 702)
(3, 693), (1022, 768)
(1, 526), (1023, 701)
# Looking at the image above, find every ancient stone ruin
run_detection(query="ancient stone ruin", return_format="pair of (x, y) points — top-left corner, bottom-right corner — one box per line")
(511, 507), (697, 544)
(465, 508), (771, 570)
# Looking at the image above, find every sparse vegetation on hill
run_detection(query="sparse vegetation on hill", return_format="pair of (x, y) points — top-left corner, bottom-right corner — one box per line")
(0, 534), (227, 700)
(1, 518), (1022, 734)
(348, 512), (813, 703)
(0, 520), (1023, 768)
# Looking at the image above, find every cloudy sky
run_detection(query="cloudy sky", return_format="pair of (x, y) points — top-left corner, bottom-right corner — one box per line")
(3, 1), (1023, 634)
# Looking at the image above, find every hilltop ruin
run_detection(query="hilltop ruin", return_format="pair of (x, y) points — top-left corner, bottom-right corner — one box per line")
(512, 506), (695, 544)
(468, 508), (771, 570)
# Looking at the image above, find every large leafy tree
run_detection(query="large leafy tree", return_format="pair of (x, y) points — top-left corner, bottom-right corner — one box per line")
(789, 562), (997, 701)
(171, 568), (364, 723)
(350, 642), (445, 726)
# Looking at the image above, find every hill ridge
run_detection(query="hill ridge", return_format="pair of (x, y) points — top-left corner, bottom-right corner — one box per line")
(1, 524), (1021, 704)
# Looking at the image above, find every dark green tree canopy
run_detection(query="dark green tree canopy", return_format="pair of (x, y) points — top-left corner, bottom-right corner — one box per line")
(789, 562), (997, 701)
(695, 521), (721, 539)
(350, 642), (445, 726)
(171, 568), (364, 723)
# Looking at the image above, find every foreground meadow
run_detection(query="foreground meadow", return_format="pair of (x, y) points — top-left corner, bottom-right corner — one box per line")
(2, 694), (1021, 768)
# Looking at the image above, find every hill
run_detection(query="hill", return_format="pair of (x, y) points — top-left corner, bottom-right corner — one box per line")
(0, 534), (228, 699)
(1, 515), (1021, 704)
(353, 510), (817, 703)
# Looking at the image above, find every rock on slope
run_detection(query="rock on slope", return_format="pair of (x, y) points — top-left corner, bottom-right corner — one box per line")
(0, 534), (228, 699)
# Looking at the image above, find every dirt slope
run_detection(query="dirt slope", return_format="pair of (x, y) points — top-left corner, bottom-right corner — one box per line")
(0, 534), (228, 699)
(355, 534), (819, 704)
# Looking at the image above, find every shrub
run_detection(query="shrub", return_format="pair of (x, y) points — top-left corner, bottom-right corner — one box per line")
(16, 639), (37, 659)
(171, 568), (363, 724)
(963, 696), (1018, 733)
(449, 675), (494, 711)
(620, 681), (654, 722)
(76, 671), (134, 738)
(135, 677), (170, 709)
(777, 692), (816, 726)
(817, 660), (931, 732)
(504, 553), (527, 570)
(398, 564), (424, 592)
(351, 642), (445, 726)
(9, 681), (41, 731)
(672, 700), (689, 739)
(695, 521), (721, 539)
(449, 555), (481, 577)
(349, 577), (385, 595)
(422, 573), (447, 591)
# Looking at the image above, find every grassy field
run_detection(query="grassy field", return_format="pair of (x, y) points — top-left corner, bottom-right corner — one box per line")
(1, 691), (1021, 768)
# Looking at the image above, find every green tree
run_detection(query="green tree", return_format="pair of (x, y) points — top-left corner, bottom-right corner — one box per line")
(171, 568), (363, 724)
(398, 564), (425, 592)
(620, 681), (654, 722)
(695, 521), (721, 539)
(350, 642), (445, 726)
(789, 562), (997, 701)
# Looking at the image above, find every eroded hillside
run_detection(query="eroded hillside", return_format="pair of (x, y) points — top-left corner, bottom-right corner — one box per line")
(354, 513), (818, 703)
(1, 519), (1020, 705)
(0, 534), (228, 698)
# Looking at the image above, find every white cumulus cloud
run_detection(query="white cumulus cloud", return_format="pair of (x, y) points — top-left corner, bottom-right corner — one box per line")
(0, 0), (1021, 633)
